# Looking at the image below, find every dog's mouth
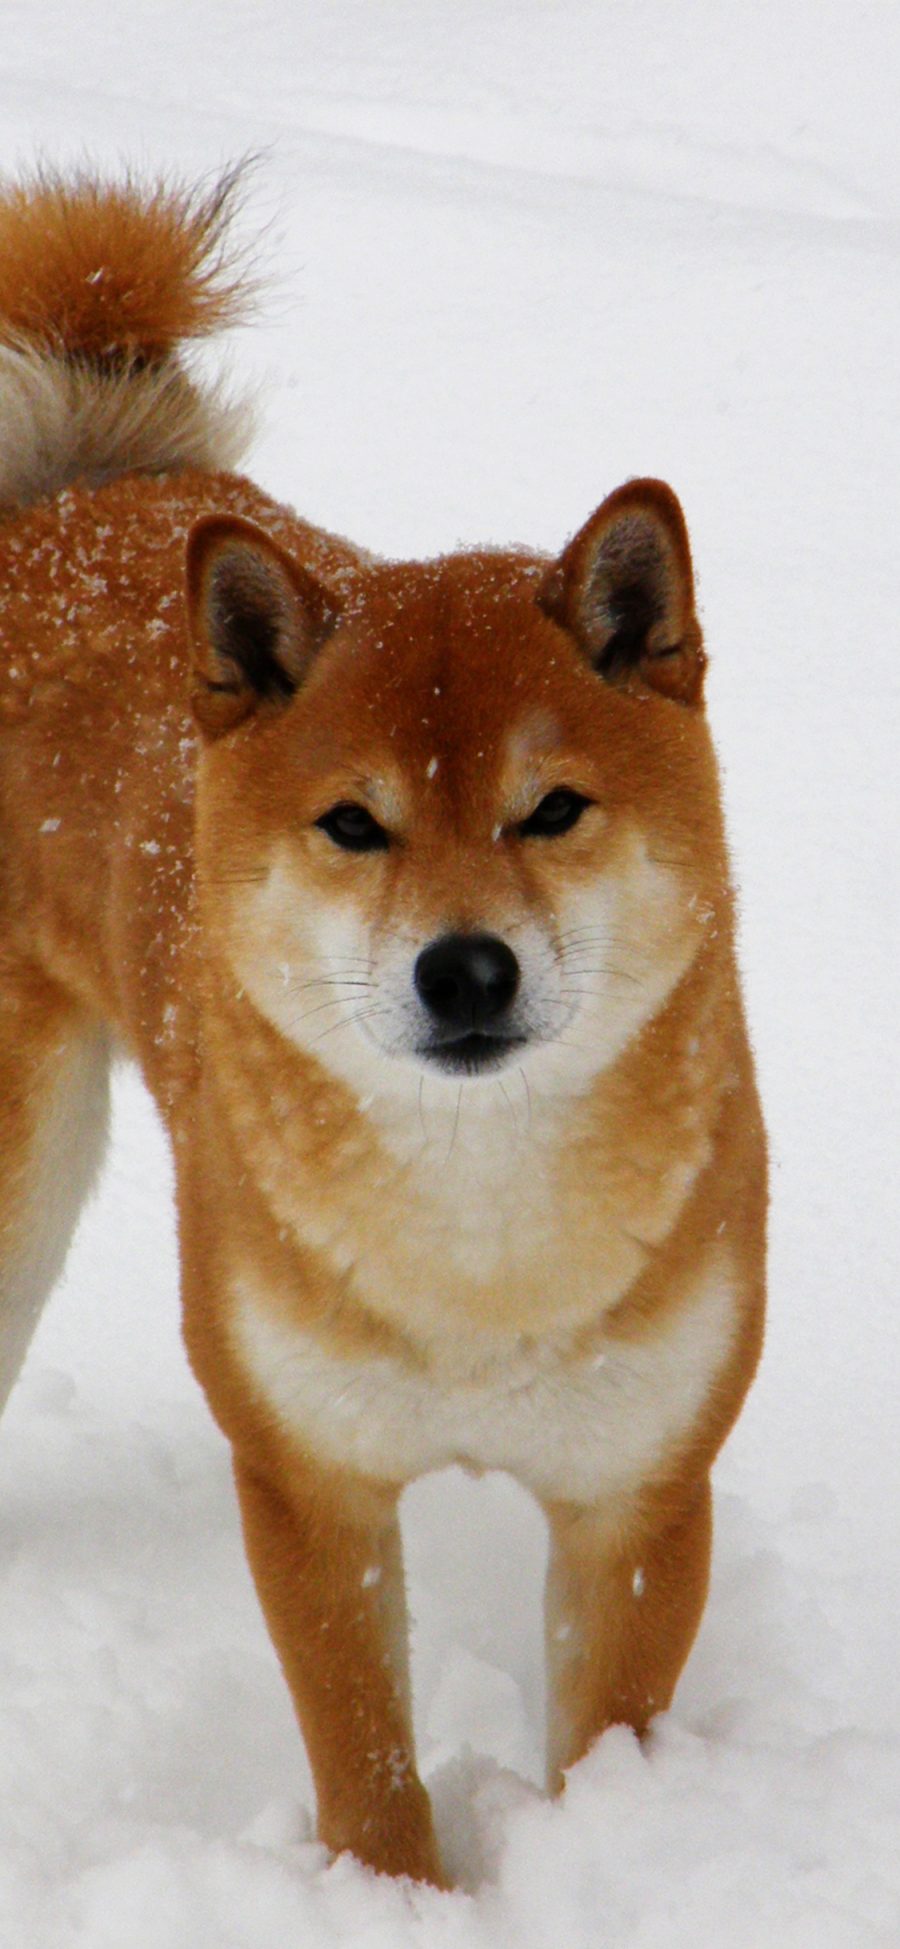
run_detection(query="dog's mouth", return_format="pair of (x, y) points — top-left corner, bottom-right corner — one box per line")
(416, 1029), (528, 1075)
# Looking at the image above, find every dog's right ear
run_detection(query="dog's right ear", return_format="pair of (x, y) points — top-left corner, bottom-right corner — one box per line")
(186, 515), (339, 736)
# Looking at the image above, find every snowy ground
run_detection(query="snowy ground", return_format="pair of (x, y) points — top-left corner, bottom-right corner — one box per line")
(1, 4), (899, 1943)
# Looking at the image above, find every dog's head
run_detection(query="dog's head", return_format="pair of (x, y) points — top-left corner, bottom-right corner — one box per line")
(186, 482), (729, 1109)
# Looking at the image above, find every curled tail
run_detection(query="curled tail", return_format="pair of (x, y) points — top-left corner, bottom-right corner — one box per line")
(0, 165), (256, 510)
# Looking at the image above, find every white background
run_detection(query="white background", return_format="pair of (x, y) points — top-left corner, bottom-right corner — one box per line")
(0, 5), (897, 1942)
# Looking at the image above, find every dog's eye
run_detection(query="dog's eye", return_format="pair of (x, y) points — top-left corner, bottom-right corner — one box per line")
(518, 789), (591, 838)
(315, 803), (390, 852)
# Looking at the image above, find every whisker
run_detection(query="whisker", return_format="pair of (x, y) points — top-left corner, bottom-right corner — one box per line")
(555, 934), (652, 963)
(497, 1079), (520, 1142)
(544, 1033), (605, 1057)
(443, 1084), (464, 1164)
(308, 1005), (392, 1048)
(549, 935), (619, 951)
(554, 924), (650, 944)
(560, 966), (645, 990)
(286, 990), (377, 1029)
(291, 954), (375, 969)
(286, 975), (372, 997)
(556, 962), (642, 980)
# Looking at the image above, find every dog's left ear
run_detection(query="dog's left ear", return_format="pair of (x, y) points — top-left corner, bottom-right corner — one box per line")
(186, 514), (340, 736)
(538, 479), (706, 705)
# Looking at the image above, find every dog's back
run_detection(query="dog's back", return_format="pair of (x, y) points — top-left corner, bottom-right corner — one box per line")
(0, 171), (258, 1405)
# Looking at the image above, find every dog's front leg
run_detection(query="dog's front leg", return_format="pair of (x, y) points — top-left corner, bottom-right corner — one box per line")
(543, 1478), (712, 1789)
(233, 1454), (443, 1884)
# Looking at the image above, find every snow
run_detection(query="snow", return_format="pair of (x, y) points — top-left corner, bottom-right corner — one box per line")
(1, 3), (898, 1942)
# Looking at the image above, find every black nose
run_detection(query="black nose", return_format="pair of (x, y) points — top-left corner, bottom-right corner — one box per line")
(414, 932), (520, 1033)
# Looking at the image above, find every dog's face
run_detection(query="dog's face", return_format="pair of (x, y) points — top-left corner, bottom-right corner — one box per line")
(187, 484), (728, 1111)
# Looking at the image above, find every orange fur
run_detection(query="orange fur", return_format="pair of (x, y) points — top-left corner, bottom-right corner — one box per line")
(0, 165), (252, 364)
(0, 173), (766, 1886)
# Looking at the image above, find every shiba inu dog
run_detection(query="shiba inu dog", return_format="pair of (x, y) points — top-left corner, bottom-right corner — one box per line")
(0, 170), (766, 1886)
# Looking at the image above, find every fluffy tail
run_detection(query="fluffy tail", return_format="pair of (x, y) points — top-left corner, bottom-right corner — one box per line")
(0, 165), (256, 510)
